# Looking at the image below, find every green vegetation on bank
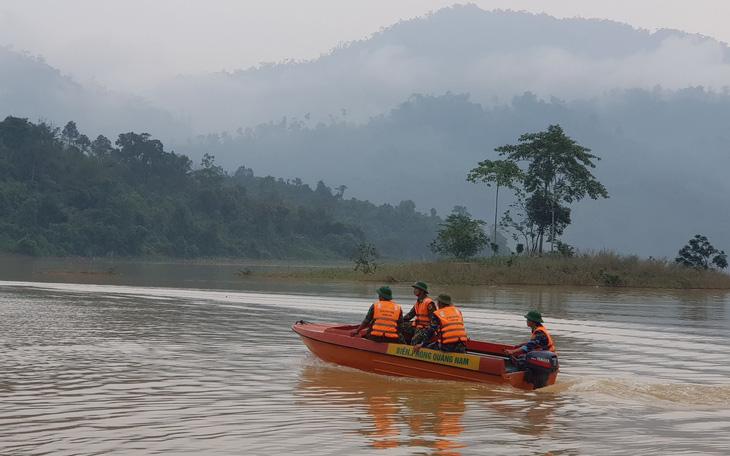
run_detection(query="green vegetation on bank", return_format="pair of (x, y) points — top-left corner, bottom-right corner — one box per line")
(294, 251), (730, 289)
(0, 116), (440, 260)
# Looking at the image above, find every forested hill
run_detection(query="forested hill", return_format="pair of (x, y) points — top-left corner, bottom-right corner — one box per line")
(0, 116), (442, 260)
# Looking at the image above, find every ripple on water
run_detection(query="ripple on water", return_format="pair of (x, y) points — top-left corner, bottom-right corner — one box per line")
(2, 280), (730, 455)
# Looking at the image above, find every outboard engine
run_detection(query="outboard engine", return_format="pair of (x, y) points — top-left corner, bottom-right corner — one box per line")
(523, 351), (559, 389)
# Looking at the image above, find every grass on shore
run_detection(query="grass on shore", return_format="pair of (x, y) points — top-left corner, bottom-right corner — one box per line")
(290, 251), (730, 289)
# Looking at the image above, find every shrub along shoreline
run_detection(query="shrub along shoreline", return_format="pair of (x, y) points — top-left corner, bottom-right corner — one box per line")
(292, 251), (730, 289)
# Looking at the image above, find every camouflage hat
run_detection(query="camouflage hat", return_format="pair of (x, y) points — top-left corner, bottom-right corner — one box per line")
(412, 281), (428, 293)
(524, 310), (544, 323)
(376, 285), (393, 300)
(435, 292), (453, 305)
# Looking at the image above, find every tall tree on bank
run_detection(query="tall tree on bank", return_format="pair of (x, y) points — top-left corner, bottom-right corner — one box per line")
(467, 159), (523, 256)
(494, 124), (609, 253)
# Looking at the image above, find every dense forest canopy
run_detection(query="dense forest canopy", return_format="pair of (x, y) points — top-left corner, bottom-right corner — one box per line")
(0, 116), (448, 260)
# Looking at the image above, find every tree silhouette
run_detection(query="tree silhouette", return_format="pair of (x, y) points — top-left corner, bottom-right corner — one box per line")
(467, 159), (523, 256)
(495, 124), (608, 253)
(675, 235), (728, 270)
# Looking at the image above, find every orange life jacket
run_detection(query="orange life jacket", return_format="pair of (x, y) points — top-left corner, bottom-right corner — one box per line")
(370, 300), (402, 339)
(434, 305), (468, 344)
(412, 297), (435, 328)
(531, 325), (556, 354)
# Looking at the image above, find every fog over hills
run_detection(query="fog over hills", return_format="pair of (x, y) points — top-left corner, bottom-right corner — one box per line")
(1, 5), (729, 259)
(148, 5), (730, 133)
(0, 47), (192, 141)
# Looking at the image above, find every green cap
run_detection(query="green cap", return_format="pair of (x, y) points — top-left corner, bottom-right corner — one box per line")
(376, 285), (393, 300)
(412, 281), (428, 293)
(524, 310), (544, 323)
(435, 292), (453, 306)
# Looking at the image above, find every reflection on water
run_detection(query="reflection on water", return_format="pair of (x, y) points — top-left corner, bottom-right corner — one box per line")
(296, 362), (562, 455)
(1, 260), (730, 455)
(293, 363), (574, 455)
(296, 365), (470, 453)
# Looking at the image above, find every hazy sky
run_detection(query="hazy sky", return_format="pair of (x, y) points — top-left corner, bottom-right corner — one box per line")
(2, 0), (729, 92)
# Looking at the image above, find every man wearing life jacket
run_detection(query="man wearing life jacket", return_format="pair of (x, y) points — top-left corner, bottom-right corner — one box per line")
(503, 310), (557, 357)
(349, 285), (405, 343)
(412, 292), (468, 354)
(399, 281), (437, 346)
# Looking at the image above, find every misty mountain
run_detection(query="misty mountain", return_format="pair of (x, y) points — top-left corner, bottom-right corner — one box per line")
(2, 5), (729, 259)
(149, 4), (730, 133)
(0, 46), (191, 143)
(161, 6), (730, 259)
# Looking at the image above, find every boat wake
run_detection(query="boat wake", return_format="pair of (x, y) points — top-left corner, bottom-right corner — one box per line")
(555, 375), (730, 408)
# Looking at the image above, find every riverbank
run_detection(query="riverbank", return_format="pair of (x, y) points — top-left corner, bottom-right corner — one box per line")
(2, 252), (728, 290)
(291, 251), (730, 289)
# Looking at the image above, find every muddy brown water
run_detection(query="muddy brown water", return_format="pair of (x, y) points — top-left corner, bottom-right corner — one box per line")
(1, 258), (729, 455)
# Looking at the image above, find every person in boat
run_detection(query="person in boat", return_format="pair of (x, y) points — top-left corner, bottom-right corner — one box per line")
(349, 285), (406, 343)
(502, 310), (557, 357)
(412, 292), (468, 354)
(399, 281), (437, 346)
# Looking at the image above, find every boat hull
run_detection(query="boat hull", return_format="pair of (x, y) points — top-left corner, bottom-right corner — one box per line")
(292, 322), (557, 390)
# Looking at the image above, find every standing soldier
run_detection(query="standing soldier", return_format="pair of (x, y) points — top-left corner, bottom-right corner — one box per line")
(400, 281), (437, 345)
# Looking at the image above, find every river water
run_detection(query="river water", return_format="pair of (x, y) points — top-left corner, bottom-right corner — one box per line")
(1, 258), (729, 455)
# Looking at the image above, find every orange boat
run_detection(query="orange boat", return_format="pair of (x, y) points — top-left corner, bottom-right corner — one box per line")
(292, 321), (559, 390)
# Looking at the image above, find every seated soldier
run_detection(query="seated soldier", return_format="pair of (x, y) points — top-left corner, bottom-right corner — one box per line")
(412, 292), (468, 354)
(349, 285), (405, 343)
(503, 310), (557, 358)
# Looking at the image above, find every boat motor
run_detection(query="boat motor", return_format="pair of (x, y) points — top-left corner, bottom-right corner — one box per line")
(523, 351), (559, 389)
